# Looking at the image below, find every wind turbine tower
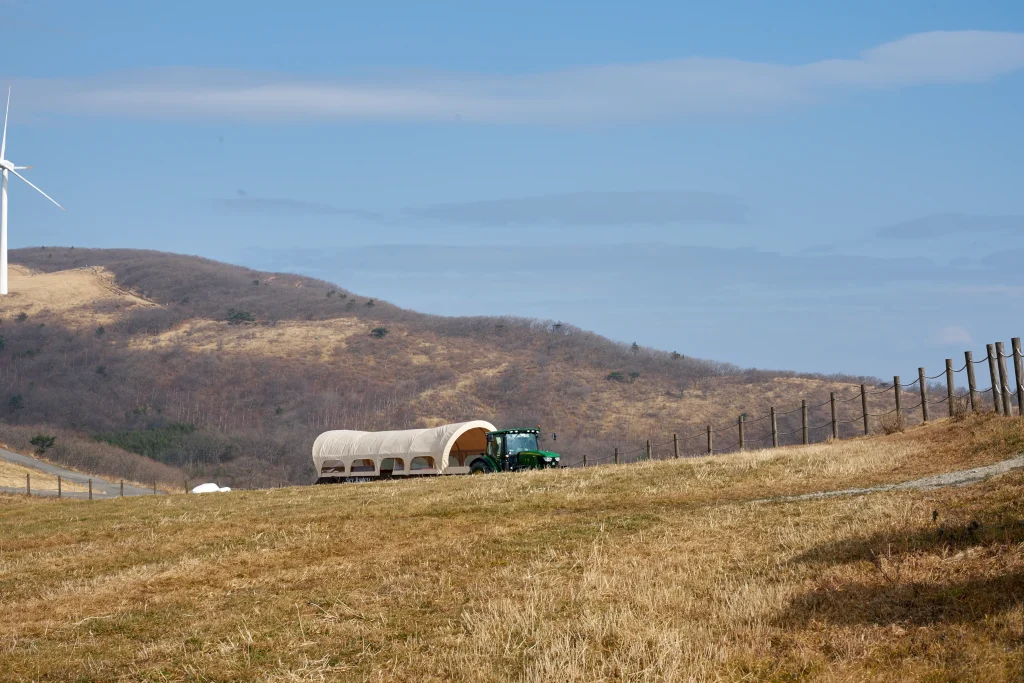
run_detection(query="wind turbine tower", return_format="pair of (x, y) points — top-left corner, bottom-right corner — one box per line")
(0, 86), (65, 295)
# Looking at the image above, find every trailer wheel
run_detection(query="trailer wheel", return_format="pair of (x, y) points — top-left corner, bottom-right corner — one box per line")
(470, 459), (491, 475)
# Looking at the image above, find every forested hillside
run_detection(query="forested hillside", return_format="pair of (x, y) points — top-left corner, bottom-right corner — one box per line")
(0, 247), (875, 485)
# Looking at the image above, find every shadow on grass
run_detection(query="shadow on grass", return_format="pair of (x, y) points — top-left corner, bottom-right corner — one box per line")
(784, 516), (1024, 626)
(782, 569), (1024, 627)
(790, 517), (1024, 568)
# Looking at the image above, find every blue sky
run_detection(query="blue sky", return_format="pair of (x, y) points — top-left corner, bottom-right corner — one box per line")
(3, 1), (1024, 376)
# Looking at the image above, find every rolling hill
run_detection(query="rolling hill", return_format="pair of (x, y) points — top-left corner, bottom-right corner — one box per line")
(0, 247), (879, 485)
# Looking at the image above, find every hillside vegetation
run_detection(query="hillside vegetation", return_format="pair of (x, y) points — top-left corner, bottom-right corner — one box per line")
(2, 415), (1024, 680)
(1, 247), (879, 485)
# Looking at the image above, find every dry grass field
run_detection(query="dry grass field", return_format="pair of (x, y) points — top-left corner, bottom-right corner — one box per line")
(2, 414), (1024, 681)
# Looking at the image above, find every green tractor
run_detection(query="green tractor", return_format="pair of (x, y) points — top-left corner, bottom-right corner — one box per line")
(470, 428), (561, 474)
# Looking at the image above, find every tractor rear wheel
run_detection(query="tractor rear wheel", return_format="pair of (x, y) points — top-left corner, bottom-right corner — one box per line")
(470, 459), (491, 475)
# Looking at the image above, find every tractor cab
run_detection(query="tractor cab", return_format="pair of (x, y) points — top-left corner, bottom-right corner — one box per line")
(474, 428), (560, 473)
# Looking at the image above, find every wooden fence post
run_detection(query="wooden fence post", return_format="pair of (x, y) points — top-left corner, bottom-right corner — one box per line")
(645, 440), (652, 461)
(770, 407), (778, 447)
(57, 475), (61, 499)
(672, 433), (679, 459)
(997, 341), (1012, 416)
(153, 480), (157, 495)
(738, 415), (745, 451)
(965, 351), (978, 412)
(26, 473), (30, 497)
(88, 478), (92, 501)
(830, 392), (838, 440)
(801, 400), (809, 445)
(707, 425), (713, 455)
(185, 479), (189, 494)
(894, 376), (902, 422)
(861, 384), (869, 435)
(946, 359), (955, 417)
(582, 453), (587, 467)
(1013, 338), (1024, 417)
(120, 480), (124, 497)
(988, 344), (1002, 415)
(614, 448), (619, 465)
(919, 367), (929, 423)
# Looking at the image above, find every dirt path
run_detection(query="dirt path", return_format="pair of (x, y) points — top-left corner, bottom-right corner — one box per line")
(0, 447), (162, 499)
(755, 454), (1024, 504)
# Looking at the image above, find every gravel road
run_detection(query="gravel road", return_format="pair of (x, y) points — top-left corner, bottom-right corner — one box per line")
(0, 447), (162, 499)
(755, 454), (1024, 504)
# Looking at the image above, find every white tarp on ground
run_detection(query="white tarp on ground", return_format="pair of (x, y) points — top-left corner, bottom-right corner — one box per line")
(191, 482), (232, 493)
(312, 420), (497, 474)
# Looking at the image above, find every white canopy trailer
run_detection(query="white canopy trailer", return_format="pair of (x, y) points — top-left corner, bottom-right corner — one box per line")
(312, 420), (497, 482)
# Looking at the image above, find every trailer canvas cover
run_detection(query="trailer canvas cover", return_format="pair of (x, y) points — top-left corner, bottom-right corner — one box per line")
(312, 420), (497, 477)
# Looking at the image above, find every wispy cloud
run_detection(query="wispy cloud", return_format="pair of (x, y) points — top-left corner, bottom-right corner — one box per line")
(932, 325), (974, 346)
(211, 195), (382, 220)
(14, 31), (1024, 124)
(878, 213), (1024, 239)
(408, 191), (748, 226)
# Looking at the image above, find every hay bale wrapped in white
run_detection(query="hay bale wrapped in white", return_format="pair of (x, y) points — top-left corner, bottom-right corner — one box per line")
(191, 482), (232, 493)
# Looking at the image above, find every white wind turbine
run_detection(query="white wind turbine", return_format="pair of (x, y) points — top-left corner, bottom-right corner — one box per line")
(0, 86), (65, 295)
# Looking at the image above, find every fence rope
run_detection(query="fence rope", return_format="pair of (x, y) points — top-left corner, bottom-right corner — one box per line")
(866, 407), (900, 417)
(603, 339), (1022, 466)
(775, 404), (804, 416)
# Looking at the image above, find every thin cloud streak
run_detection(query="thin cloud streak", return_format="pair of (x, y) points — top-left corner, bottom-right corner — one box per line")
(14, 31), (1024, 124)
(878, 213), (1024, 239)
(211, 196), (383, 220)
(409, 191), (749, 226)
(932, 325), (974, 346)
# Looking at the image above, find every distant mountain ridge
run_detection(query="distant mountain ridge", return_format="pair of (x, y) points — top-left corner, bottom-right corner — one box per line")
(0, 246), (875, 484)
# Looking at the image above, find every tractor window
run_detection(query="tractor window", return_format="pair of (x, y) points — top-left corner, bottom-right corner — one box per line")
(487, 435), (502, 458)
(505, 432), (539, 455)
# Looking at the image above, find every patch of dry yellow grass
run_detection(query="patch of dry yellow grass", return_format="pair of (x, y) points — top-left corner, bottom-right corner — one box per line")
(129, 318), (369, 360)
(0, 264), (154, 326)
(1, 415), (1023, 680)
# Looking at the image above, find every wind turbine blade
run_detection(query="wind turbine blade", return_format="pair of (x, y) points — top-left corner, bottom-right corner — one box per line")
(9, 169), (65, 211)
(1, 86), (9, 160)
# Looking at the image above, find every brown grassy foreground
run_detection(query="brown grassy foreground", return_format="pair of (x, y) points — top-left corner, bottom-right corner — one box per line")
(2, 415), (1024, 681)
